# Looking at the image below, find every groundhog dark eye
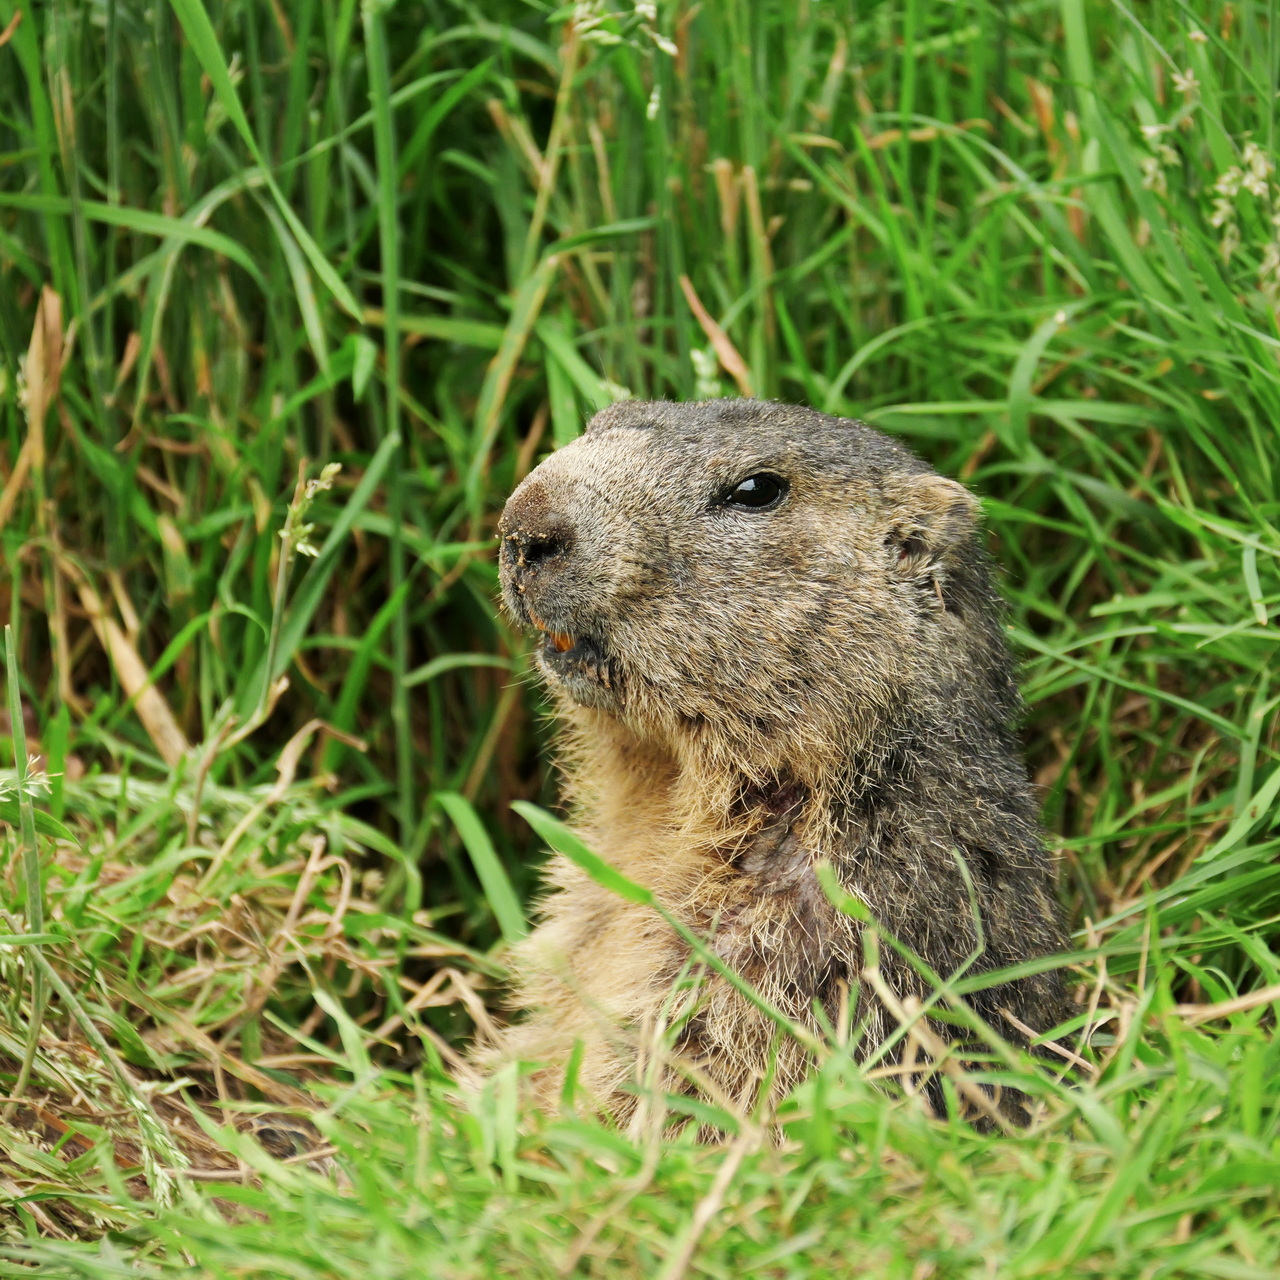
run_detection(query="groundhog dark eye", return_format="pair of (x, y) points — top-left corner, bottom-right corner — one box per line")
(724, 473), (787, 509)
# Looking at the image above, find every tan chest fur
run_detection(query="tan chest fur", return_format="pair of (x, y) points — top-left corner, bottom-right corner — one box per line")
(487, 731), (864, 1122)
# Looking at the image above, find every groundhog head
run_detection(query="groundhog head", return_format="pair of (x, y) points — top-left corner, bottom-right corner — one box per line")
(498, 399), (1012, 788)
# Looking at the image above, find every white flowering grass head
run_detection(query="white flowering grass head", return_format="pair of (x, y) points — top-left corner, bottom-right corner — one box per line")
(571, 1), (677, 57)
(284, 462), (343, 559)
(1135, 50), (1280, 300)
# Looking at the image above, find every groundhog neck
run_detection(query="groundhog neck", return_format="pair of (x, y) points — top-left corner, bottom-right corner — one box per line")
(560, 698), (1034, 872)
(556, 708), (683, 840)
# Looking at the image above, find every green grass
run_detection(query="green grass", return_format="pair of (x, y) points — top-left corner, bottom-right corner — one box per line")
(1, 0), (1279, 1274)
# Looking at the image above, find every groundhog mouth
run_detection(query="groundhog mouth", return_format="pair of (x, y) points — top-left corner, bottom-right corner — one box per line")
(526, 607), (574, 651)
(533, 619), (575, 653)
(527, 609), (619, 707)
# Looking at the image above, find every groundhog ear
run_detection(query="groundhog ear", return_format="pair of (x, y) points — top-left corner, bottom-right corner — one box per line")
(884, 474), (979, 564)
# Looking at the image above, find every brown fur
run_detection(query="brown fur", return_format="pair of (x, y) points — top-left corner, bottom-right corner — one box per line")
(483, 399), (1070, 1123)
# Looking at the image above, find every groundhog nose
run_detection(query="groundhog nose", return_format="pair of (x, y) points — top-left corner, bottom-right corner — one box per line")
(504, 523), (574, 570)
(498, 482), (577, 585)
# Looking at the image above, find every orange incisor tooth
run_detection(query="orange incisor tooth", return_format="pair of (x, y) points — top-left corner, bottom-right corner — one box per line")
(527, 607), (573, 652)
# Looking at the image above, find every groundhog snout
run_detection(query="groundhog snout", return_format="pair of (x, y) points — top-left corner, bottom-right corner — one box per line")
(500, 484), (572, 569)
(501, 513), (575, 576)
(497, 477), (599, 626)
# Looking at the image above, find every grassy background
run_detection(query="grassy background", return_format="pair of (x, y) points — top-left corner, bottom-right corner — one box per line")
(1, 0), (1279, 1274)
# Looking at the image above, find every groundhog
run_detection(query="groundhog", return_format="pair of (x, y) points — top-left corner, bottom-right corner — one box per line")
(487, 398), (1071, 1125)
